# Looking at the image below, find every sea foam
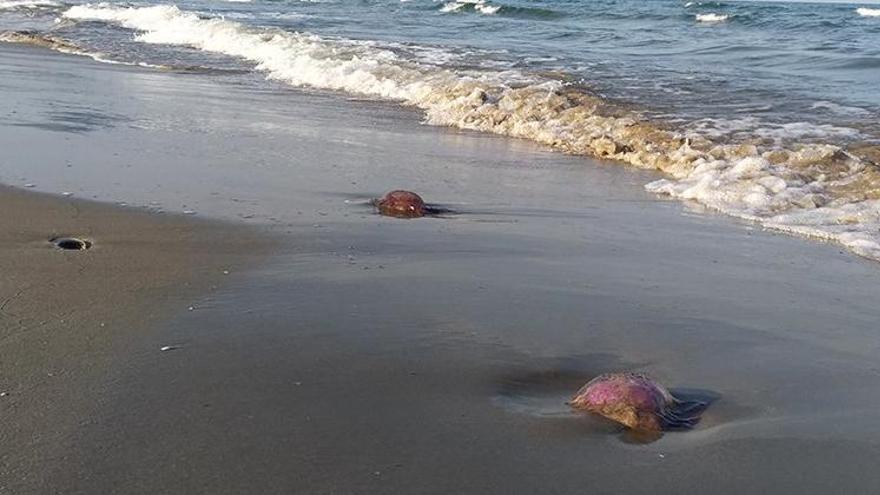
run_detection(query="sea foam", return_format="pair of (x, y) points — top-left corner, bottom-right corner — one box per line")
(695, 13), (729, 22)
(440, 0), (500, 15)
(856, 7), (880, 17)
(62, 4), (880, 261)
(0, 0), (59, 9)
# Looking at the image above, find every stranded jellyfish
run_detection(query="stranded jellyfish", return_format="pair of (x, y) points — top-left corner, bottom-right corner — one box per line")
(374, 190), (428, 218)
(569, 372), (708, 431)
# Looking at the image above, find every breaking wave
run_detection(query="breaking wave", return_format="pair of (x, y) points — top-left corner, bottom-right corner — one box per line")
(0, 0), (60, 10)
(436, 0), (558, 18)
(0, 30), (103, 57)
(440, 0), (500, 15)
(61, 3), (880, 260)
(856, 8), (880, 17)
(0, 29), (249, 73)
(695, 13), (729, 23)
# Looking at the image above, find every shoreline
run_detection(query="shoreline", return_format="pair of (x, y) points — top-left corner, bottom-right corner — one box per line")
(6, 0), (880, 261)
(2, 30), (879, 262)
(2, 43), (880, 493)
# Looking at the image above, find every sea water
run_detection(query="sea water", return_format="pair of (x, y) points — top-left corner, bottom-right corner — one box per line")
(2, 0), (880, 258)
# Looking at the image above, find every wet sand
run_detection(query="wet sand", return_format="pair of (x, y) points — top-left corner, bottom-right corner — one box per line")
(52, 222), (880, 494)
(3, 43), (880, 493)
(0, 186), (270, 492)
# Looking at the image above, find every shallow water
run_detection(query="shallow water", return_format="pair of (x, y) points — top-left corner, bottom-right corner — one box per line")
(4, 0), (879, 126)
(2, 0), (880, 261)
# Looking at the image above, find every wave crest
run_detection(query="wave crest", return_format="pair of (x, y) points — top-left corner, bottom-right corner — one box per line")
(856, 7), (880, 17)
(0, 29), (250, 73)
(696, 13), (730, 23)
(436, 0), (557, 18)
(0, 30), (86, 54)
(0, 0), (60, 10)
(440, 0), (500, 15)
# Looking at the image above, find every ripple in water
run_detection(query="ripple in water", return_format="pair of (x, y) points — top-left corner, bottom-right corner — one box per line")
(494, 368), (592, 418)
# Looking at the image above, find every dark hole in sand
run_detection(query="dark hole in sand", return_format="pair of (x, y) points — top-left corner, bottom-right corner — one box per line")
(493, 362), (721, 444)
(51, 237), (92, 250)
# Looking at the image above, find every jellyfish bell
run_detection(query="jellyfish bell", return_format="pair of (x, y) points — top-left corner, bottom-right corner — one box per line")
(375, 190), (427, 219)
(570, 372), (707, 432)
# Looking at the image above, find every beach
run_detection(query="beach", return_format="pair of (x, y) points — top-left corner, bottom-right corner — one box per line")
(3, 38), (880, 494)
(0, 180), (270, 491)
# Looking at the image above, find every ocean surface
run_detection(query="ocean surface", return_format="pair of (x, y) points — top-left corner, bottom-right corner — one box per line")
(2, 0), (880, 259)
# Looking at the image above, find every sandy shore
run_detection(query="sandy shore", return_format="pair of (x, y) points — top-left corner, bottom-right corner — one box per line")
(0, 185), (270, 492)
(3, 43), (880, 493)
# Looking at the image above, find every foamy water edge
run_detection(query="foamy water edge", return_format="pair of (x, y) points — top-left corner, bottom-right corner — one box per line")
(43, 3), (880, 261)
